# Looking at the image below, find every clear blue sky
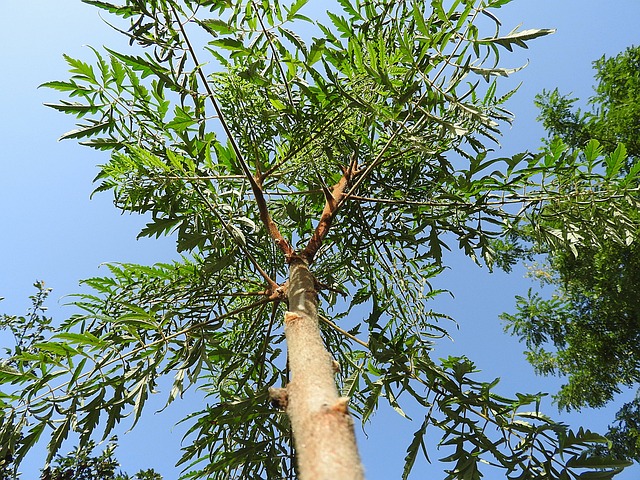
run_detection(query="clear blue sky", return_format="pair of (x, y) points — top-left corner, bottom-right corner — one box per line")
(1, 1), (639, 478)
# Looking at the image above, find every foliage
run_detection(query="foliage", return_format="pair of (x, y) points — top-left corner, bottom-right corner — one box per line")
(1, 0), (637, 478)
(497, 46), (640, 461)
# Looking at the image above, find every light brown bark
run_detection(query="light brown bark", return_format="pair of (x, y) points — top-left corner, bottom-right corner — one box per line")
(283, 258), (364, 480)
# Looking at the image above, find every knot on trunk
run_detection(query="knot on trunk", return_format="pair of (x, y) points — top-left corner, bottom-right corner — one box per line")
(268, 387), (289, 410)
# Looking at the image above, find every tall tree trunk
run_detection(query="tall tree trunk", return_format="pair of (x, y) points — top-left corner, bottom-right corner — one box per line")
(282, 258), (364, 479)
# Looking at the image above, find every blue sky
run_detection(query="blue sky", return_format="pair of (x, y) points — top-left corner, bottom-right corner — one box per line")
(1, 1), (640, 478)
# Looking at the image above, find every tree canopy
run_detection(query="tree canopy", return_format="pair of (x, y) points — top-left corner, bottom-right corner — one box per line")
(0, 1), (637, 478)
(498, 45), (640, 463)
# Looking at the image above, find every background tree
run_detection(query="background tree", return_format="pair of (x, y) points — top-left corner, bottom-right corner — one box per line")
(0, 286), (160, 480)
(497, 45), (640, 462)
(0, 0), (636, 478)
(40, 440), (162, 480)
(1, 439), (161, 480)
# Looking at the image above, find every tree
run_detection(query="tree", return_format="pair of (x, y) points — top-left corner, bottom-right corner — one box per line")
(39, 440), (162, 480)
(497, 45), (640, 462)
(536, 45), (640, 160)
(0, 1), (636, 478)
(2, 439), (162, 480)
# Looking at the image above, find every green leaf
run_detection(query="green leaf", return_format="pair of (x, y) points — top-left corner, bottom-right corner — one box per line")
(203, 254), (235, 275)
(286, 0), (309, 20)
(198, 18), (236, 36)
(47, 416), (72, 462)
(583, 138), (603, 163)
(53, 332), (105, 348)
(63, 54), (97, 83)
(209, 38), (251, 55)
(622, 156), (640, 186)
(326, 11), (352, 38)
(478, 27), (556, 52)
(487, 0), (514, 7)
(308, 38), (326, 65)
(604, 143), (627, 178)
(44, 101), (103, 116)
(59, 121), (111, 141)
(105, 48), (178, 89)
(166, 106), (198, 132)
(138, 217), (183, 239)
(567, 454), (632, 469)
(39, 80), (92, 94)
(403, 417), (429, 480)
(469, 62), (526, 80)
(34, 341), (79, 357)
(81, 0), (138, 17)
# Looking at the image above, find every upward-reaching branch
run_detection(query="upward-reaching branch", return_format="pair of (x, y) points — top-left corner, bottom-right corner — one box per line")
(300, 152), (361, 263)
(170, 3), (294, 260)
(251, 0), (295, 108)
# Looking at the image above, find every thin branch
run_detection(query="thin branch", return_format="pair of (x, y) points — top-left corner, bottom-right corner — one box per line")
(257, 300), (281, 387)
(252, 0), (295, 107)
(319, 315), (368, 349)
(300, 150), (360, 263)
(190, 181), (277, 289)
(266, 189), (322, 196)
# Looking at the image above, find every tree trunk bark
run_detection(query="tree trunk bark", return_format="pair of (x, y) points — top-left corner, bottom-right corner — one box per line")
(282, 258), (365, 479)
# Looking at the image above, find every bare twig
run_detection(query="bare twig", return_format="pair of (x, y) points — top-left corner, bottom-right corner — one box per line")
(319, 315), (369, 349)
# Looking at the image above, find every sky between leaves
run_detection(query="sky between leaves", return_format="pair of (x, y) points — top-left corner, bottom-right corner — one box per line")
(1, 1), (640, 478)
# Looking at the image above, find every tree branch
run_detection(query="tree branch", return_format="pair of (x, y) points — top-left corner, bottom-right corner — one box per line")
(170, 4), (294, 260)
(300, 152), (361, 263)
(319, 314), (369, 349)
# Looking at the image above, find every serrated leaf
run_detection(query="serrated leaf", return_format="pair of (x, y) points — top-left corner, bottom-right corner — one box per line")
(53, 332), (105, 348)
(34, 341), (79, 357)
(39, 80), (91, 93)
(326, 11), (351, 38)
(576, 468), (628, 479)
(166, 109), (198, 132)
(209, 38), (251, 54)
(567, 454), (632, 470)
(63, 54), (97, 83)
(46, 416), (72, 462)
(44, 101), (103, 116)
(469, 62), (526, 80)
(59, 121), (111, 140)
(604, 143), (627, 178)
(105, 48), (178, 89)
(583, 139), (603, 163)
(81, 0), (138, 17)
(138, 217), (182, 239)
(308, 38), (326, 65)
